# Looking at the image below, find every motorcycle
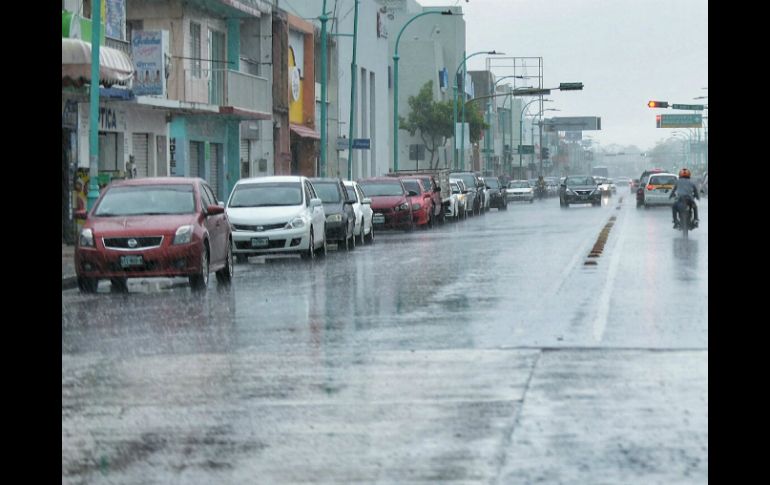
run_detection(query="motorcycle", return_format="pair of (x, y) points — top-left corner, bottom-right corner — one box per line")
(674, 195), (698, 239)
(535, 184), (548, 199)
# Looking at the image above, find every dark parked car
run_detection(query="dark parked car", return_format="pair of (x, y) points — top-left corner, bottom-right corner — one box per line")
(74, 177), (233, 293)
(483, 176), (508, 210)
(310, 178), (357, 250)
(559, 175), (602, 207)
(358, 177), (414, 231)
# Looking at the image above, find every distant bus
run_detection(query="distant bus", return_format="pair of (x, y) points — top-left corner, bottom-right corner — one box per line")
(591, 166), (609, 178)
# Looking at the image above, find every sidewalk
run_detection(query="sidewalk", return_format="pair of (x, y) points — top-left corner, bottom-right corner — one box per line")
(62, 243), (77, 290)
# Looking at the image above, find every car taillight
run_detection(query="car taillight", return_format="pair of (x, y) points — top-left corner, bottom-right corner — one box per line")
(647, 184), (654, 191)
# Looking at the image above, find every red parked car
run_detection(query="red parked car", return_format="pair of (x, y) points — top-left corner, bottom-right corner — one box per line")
(408, 175), (444, 224)
(74, 177), (233, 293)
(357, 177), (414, 231)
(400, 178), (435, 228)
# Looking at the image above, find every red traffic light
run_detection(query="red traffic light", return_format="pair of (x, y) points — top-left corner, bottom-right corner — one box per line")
(648, 100), (669, 108)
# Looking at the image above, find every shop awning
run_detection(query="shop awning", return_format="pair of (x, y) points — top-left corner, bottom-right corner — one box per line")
(62, 38), (134, 87)
(290, 123), (320, 140)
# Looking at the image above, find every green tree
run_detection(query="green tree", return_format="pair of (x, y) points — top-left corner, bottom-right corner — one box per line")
(400, 81), (487, 169)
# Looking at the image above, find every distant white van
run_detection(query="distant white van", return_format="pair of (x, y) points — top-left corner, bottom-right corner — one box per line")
(591, 166), (609, 178)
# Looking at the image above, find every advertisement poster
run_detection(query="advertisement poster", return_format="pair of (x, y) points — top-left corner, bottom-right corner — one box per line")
(105, 0), (126, 40)
(131, 30), (165, 96)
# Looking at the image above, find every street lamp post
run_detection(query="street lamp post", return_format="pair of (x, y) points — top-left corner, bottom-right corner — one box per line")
(452, 50), (503, 170)
(319, 0), (329, 177)
(519, 99), (550, 178)
(393, 9), (454, 173)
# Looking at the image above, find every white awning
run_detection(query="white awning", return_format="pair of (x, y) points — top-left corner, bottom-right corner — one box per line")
(62, 38), (134, 87)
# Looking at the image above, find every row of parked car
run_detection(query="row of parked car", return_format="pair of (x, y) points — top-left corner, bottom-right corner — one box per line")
(73, 172), (517, 293)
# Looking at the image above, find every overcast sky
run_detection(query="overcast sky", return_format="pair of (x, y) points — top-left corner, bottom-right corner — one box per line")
(419, 0), (708, 151)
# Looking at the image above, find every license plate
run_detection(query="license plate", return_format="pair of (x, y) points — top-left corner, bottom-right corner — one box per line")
(120, 255), (143, 267)
(373, 214), (385, 224)
(250, 237), (269, 248)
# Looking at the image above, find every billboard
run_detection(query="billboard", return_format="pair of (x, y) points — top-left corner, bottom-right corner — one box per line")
(131, 30), (168, 96)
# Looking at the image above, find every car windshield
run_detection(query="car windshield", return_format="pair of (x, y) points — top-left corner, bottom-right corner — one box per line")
(313, 182), (342, 203)
(359, 182), (404, 196)
(450, 183), (460, 193)
(343, 185), (357, 202)
(228, 182), (302, 207)
(420, 179), (432, 191)
(566, 177), (595, 186)
(94, 184), (195, 216)
(650, 175), (677, 185)
(452, 173), (476, 188)
(486, 179), (500, 188)
(509, 181), (530, 188)
(402, 180), (421, 194)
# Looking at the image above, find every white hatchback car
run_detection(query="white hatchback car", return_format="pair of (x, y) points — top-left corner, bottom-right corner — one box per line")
(343, 180), (375, 245)
(643, 173), (678, 207)
(226, 176), (327, 261)
(506, 180), (534, 203)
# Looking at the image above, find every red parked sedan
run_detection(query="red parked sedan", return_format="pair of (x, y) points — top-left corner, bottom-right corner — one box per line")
(400, 178), (434, 228)
(357, 177), (414, 231)
(74, 177), (233, 293)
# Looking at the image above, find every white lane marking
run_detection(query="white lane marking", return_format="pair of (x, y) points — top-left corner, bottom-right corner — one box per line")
(592, 214), (628, 342)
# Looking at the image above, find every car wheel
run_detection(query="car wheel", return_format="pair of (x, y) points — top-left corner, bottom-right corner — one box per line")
(349, 226), (356, 250)
(110, 277), (128, 293)
(302, 230), (315, 260)
(316, 231), (328, 257)
(189, 245), (209, 291)
(216, 240), (233, 284)
(77, 276), (98, 293)
(529, 198), (534, 204)
(358, 218), (365, 246)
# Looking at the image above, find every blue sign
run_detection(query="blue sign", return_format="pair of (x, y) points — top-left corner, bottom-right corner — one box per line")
(352, 138), (370, 150)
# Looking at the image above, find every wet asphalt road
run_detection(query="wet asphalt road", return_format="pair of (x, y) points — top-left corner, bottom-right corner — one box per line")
(62, 192), (708, 484)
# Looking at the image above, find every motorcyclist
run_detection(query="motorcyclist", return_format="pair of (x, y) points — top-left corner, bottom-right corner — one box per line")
(536, 175), (546, 197)
(670, 168), (700, 228)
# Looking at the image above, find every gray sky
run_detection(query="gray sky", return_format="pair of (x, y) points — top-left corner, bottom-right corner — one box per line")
(419, 0), (708, 151)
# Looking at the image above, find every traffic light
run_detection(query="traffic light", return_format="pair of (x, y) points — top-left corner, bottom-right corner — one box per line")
(542, 147), (550, 159)
(647, 100), (669, 108)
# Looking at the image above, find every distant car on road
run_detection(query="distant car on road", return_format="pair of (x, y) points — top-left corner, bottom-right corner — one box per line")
(483, 176), (508, 210)
(560, 175), (601, 207)
(636, 168), (666, 208)
(641, 173), (678, 208)
(506, 180), (534, 203)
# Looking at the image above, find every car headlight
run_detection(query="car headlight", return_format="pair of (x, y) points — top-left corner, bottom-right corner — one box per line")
(79, 228), (94, 247)
(173, 225), (193, 245)
(412, 203), (422, 210)
(566, 188), (576, 195)
(285, 217), (306, 229)
(326, 213), (342, 223)
(396, 202), (410, 211)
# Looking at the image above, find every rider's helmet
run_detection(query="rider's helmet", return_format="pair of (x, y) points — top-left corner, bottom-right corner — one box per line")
(678, 168), (691, 178)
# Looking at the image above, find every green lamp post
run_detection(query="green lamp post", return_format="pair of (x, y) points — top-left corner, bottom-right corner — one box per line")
(393, 9), (454, 172)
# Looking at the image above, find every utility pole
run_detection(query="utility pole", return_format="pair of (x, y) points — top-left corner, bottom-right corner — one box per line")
(87, 0), (102, 209)
(319, 0), (328, 177)
(347, 0), (359, 180)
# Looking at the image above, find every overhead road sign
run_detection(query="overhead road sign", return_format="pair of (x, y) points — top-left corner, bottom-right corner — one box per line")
(657, 114), (702, 128)
(671, 104), (705, 110)
(543, 116), (601, 132)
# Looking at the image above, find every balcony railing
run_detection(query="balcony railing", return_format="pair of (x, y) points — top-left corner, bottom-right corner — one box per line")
(182, 68), (269, 113)
(105, 37), (131, 57)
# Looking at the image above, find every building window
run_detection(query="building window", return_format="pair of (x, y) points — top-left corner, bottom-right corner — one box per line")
(190, 22), (202, 78)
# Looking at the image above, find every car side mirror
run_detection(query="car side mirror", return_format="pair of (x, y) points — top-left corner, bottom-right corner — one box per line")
(74, 209), (88, 220)
(310, 198), (323, 208)
(362, 198), (372, 205)
(206, 205), (225, 215)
